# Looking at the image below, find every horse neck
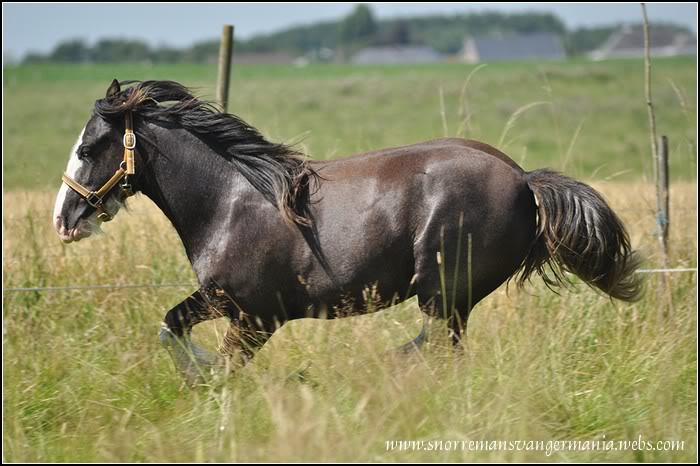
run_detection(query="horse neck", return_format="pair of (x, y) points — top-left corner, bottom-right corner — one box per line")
(138, 123), (245, 263)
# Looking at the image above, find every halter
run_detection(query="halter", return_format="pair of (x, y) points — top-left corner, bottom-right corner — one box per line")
(61, 112), (136, 222)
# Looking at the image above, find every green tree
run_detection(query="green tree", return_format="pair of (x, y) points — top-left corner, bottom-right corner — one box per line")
(340, 4), (377, 44)
(90, 39), (150, 63)
(380, 20), (411, 45)
(151, 46), (185, 63)
(183, 41), (219, 63)
(49, 39), (90, 63)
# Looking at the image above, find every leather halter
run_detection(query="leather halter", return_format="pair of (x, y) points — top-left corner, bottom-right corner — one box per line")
(61, 112), (136, 222)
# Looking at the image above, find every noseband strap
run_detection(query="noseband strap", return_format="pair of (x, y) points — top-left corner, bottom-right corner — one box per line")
(61, 112), (136, 222)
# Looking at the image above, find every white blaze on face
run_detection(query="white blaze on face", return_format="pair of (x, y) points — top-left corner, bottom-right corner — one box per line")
(53, 127), (85, 220)
(53, 127), (86, 240)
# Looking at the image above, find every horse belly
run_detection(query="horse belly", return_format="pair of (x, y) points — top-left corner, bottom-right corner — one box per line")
(303, 196), (417, 313)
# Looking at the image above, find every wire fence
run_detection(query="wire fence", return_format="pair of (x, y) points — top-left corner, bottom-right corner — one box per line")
(2, 268), (696, 293)
(3, 283), (197, 293)
(634, 268), (697, 274)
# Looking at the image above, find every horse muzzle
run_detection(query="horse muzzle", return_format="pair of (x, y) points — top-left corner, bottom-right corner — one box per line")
(54, 216), (94, 243)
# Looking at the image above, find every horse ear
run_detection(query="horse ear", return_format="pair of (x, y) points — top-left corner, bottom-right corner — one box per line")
(106, 79), (121, 98)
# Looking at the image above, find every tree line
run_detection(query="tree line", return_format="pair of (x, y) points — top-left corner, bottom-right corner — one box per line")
(22, 5), (691, 64)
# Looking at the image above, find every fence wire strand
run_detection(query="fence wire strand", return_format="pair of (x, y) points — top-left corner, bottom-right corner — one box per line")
(3, 283), (197, 293)
(2, 268), (695, 293)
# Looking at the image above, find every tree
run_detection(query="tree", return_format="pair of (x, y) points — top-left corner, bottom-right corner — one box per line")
(91, 39), (150, 63)
(49, 39), (90, 63)
(340, 4), (377, 44)
(382, 20), (411, 45)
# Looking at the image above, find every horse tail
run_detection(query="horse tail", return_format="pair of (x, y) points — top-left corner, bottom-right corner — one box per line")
(517, 169), (643, 302)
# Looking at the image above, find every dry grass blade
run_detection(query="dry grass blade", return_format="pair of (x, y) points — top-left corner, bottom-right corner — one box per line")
(498, 101), (549, 149)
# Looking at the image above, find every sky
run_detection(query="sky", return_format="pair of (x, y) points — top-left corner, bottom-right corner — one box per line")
(3, 2), (698, 61)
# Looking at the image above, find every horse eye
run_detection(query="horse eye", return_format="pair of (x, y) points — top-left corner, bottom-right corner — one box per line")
(78, 145), (91, 159)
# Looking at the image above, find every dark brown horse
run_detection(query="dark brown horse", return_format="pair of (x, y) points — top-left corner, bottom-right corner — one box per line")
(53, 80), (642, 384)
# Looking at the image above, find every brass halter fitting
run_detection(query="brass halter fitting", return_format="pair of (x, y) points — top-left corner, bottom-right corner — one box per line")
(61, 111), (137, 222)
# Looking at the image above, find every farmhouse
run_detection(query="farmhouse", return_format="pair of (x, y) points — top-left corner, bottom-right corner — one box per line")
(590, 25), (697, 60)
(351, 45), (444, 65)
(462, 33), (565, 63)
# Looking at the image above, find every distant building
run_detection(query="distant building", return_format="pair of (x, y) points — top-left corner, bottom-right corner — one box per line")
(462, 33), (565, 63)
(234, 52), (295, 65)
(590, 25), (696, 60)
(351, 46), (443, 65)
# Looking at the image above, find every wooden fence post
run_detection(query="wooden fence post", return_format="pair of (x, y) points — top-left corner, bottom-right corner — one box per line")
(656, 135), (670, 257)
(217, 24), (234, 113)
(656, 135), (673, 316)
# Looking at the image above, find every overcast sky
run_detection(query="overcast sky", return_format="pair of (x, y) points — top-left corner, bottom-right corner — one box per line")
(3, 3), (697, 60)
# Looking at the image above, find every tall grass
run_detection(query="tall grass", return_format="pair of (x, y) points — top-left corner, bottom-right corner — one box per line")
(2, 182), (696, 462)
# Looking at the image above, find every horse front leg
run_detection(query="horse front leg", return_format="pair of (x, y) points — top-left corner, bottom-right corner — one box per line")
(159, 285), (231, 386)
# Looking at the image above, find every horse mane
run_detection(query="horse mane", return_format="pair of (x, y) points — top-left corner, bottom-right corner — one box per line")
(93, 80), (318, 226)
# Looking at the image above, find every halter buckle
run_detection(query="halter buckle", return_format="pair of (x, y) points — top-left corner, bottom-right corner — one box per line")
(85, 192), (102, 208)
(123, 132), (136, 150)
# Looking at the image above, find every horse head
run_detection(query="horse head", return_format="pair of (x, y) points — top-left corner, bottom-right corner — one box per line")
(53, 79), (136, 242)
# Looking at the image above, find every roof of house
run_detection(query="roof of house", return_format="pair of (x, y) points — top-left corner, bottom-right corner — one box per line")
(466, 33), (565, 62)
(590, 26), (697, 60)
(351, 46), (443, 65)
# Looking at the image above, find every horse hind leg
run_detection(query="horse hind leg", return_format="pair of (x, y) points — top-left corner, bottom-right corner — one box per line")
(218, 316), (273, 367)
(394, 309), (429, 353)
(416, 293), (473, 349)
(414, 263), (478, 350)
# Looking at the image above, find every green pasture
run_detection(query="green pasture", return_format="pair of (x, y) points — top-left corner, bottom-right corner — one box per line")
(3, 58), (696, 190)
(2, 59), (697, 462)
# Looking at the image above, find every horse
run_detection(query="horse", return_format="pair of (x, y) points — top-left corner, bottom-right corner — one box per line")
(53, 80), (642, 385)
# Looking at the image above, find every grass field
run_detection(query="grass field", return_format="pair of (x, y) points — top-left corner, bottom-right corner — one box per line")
(3, 59), (698, 462)
(4, 58), (697, 189)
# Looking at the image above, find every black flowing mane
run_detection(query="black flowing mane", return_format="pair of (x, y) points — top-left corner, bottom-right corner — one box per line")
(94, 80), (318, 225)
